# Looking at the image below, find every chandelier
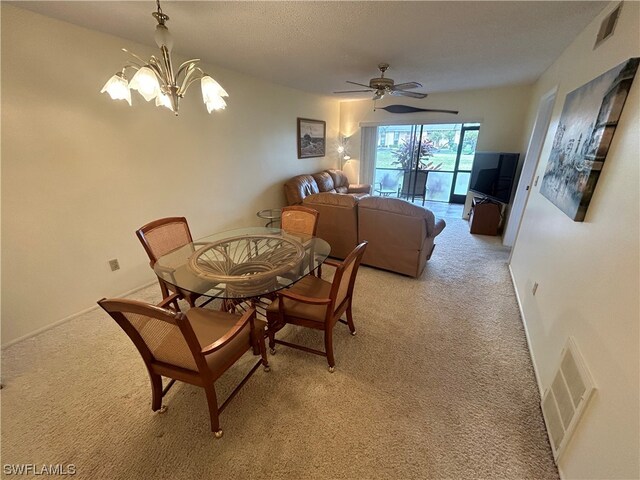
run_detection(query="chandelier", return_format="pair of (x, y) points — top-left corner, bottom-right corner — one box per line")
(100, 0), (227, 115)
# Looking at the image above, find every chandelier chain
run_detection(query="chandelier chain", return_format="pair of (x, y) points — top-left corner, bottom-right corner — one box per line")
(153, 0), (168, 25)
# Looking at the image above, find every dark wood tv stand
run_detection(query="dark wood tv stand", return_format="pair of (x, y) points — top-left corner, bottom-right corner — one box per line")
(469, 197), (503, 236)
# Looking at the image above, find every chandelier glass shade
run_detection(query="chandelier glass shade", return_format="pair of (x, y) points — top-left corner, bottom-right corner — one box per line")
(100, 0), (228, 115)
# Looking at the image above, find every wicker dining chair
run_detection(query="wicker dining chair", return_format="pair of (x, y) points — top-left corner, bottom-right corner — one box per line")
(266, 241), (367, 372)
(281, 205), (321, 277)
(98, 295), (269, 438)
(136, 216), (201, 310)
(281, 205), (319, 236)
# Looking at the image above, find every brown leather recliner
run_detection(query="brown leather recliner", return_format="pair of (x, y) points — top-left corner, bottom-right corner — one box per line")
(284, 169), (370, 205)
(357, 196), (446, 278)
(303, 192), (359, 260)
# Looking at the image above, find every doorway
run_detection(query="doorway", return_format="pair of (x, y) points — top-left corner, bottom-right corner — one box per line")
(504, 89), (557, 248)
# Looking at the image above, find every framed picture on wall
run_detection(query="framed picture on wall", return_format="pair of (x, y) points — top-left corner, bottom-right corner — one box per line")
(540, 57), (639, 221)
(297, 118), (326, 158)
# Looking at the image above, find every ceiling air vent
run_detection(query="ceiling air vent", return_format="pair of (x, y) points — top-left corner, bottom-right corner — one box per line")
(541, 338), (596, 461)
(594, 3), (622, 49)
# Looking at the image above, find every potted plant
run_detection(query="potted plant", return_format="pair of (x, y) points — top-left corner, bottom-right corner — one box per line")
(392, 138), (442, 201)
(391, 137), (441, 171)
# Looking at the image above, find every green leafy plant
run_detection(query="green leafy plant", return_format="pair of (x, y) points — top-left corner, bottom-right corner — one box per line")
(391, 138), (443, 171)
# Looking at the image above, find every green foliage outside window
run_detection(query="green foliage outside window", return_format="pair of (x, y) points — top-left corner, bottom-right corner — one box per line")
(391, 138), (443, 171)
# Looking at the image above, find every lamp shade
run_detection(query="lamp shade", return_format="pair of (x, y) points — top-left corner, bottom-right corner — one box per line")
(155, 92), (173, 111)
(129, 66), (161, 102)
(204, 96), (227, 114)
(201, 76), (228, 102)
(100, 73), (131, 105)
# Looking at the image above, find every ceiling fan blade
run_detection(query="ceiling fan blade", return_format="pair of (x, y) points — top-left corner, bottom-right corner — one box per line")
(392, 82), (423, 90)
(376, 104), (459, 115)
(390, 90), (428, 99)
(334, 89), (374, 94)
(346, 80), (372, 88)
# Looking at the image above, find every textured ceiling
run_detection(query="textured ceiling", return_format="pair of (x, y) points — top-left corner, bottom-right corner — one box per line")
(14, 1), (607, 98)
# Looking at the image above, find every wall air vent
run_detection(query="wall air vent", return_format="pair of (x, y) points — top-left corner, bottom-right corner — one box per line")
(540, 337), (596, 461)
(594, 2), (622, 49)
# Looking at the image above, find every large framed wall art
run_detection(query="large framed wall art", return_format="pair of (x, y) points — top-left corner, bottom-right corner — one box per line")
(540, 57), (639, 221)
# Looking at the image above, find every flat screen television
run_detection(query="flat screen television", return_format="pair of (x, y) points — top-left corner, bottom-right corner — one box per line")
(468, 152), (520, 204)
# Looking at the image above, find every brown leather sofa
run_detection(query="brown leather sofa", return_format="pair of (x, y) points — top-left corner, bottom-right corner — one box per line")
(303, 194), (446, 277)
(284, 169), (371, 205)
(357, 196), (446, 277)
(302, 193), (359, 260)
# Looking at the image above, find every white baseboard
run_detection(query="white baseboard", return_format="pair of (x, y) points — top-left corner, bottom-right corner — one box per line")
(509, 265), (565, 478)
(508, 264), (543, 395)
(1, 280), (157, 350)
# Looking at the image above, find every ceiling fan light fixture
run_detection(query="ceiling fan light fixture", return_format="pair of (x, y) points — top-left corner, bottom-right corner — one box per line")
(334, 63), (429, 101)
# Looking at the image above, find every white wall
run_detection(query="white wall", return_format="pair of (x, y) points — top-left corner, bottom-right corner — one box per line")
(510, 2), (639, 478)
(338, 84), (533, 184)
(1, 5), (340, 345)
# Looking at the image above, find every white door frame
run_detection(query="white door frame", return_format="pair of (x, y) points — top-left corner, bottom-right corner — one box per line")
(504, 87), (557, 251)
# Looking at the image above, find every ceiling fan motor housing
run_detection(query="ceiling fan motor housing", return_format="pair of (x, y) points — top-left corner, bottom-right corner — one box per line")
(370, 77), (394, 90)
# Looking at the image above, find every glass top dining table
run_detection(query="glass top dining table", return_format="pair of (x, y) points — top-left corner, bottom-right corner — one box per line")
(153, 226), (331, 300)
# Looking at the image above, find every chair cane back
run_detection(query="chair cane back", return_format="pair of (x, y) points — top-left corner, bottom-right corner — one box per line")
(136, 217), (201, 310)
(281, 206), (321, 277)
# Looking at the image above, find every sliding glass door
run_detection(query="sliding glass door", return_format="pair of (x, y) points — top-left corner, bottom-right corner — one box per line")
(446, 124), (480, 203)
(374, 123), (480, 204)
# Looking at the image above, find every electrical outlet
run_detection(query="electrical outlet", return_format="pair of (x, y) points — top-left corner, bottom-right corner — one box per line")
(109, 259), (120, 271)
(532, 282), (539, 296)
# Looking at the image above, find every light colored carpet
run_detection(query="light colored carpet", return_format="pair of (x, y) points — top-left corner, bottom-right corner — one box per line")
(1, 206), (558, 480)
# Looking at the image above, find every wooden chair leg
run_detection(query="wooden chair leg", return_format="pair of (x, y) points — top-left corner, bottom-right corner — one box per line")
(159, 279), (170, 300)
(250, 324), (261, 355)
(149, 372), (164, 411)
(325, 328), (335, 372)
(346, 304), (356, 335)
(203, 384), (223, 438)
(185, 294), (196, 308)
(267, 327), (276, 354)
(159, 280), (181, 312)
(258, 333), (271, 372)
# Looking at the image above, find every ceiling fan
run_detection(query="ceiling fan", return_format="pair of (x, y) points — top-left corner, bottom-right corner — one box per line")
(334, 63), (428, 100)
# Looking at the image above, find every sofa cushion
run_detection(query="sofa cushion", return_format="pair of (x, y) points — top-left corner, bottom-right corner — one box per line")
(358, 196), (428, 217)
(326, 169), (349, 189)
(312, 172), (336, 193)
(284, 169), (372, 205)
(348, 184), (372, 194)
(284, 174), (320, 205)
(303, 192), (359, 208)
(358, 196), (445, 238)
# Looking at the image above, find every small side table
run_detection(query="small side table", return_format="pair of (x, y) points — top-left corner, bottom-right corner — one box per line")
(257, 208), (282, 227)
(375, 182), (398, 197)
